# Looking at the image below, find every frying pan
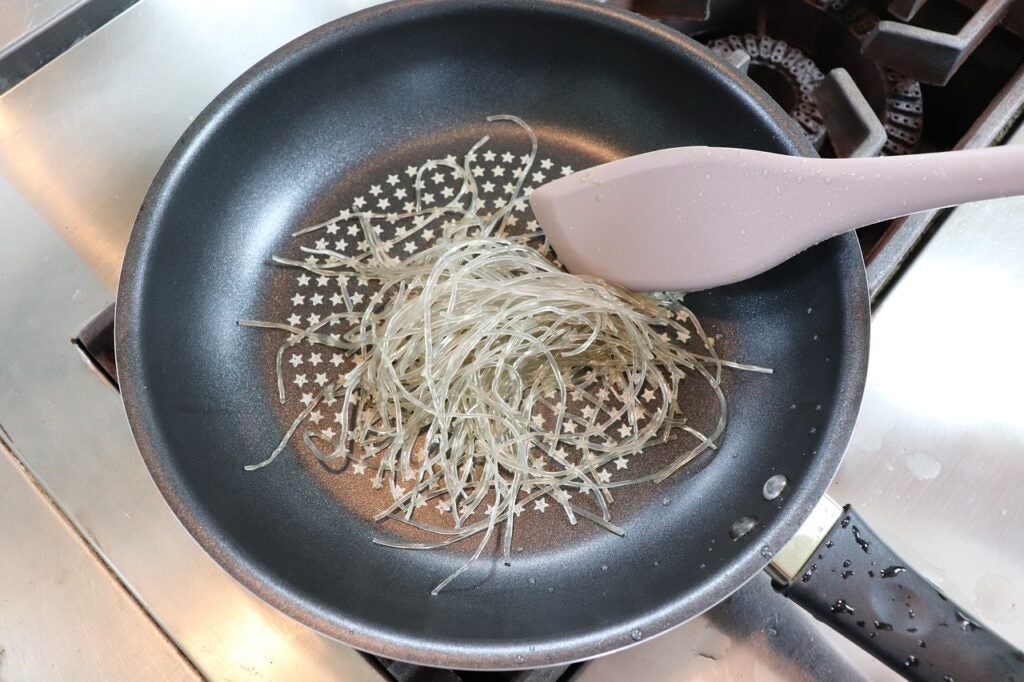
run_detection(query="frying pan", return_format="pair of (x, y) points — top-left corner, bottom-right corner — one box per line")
(115, 0), (1023, 677)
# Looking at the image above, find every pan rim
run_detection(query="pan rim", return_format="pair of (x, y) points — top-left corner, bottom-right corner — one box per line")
(115, 0), (870, 669)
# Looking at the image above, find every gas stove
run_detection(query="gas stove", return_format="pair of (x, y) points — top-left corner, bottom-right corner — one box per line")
(1, 0), (1022, 680)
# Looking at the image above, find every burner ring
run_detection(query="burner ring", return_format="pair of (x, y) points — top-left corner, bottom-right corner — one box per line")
(708, 34), (827, 150)
(655, 0), (927, 156)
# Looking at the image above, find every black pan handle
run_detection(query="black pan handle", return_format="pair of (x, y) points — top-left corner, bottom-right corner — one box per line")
(773, 504), (1024, 681)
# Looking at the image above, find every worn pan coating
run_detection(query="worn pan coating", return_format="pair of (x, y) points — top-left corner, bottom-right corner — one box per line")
(116, 0), (869, 669)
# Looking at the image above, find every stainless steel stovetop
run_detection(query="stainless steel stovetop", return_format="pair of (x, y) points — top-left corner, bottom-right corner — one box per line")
(1, 1), (1022, 680)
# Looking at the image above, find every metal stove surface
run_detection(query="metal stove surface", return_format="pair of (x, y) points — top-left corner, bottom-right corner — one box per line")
(0, 0), (1022, 680)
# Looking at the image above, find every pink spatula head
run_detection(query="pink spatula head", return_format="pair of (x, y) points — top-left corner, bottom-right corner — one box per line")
(530, 144), (1024, 291)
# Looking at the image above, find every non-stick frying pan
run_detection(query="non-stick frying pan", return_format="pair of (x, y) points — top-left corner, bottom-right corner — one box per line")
(115, 0), (1023, 677)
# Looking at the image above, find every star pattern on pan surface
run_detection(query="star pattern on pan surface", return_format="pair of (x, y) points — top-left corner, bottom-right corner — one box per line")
(254, 136), (705, 537)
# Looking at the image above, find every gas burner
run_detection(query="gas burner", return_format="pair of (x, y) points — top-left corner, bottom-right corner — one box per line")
(827, 0), (924, 155)
(707, 34), (827, 149)
(639, 0), (925, 156)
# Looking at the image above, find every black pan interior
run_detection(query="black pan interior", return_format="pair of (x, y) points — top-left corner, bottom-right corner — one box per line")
(117, 0), (868, 669)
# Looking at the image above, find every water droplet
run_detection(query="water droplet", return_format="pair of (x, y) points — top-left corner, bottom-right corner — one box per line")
(653, 560), (660, 566)
(662, 498), (671, 506)
(759, 544), (773, 559)
(789, 403), (796, 410)
(851, 525), (870, 552)
(630, 629), (644, 641)
(880, 565), (906, 578)
(830, 599), (855, 614)
(528, 578), (536, 584)
(595, 193), (605, 202)
(730, 515), (758, 539)
(874, 620), (894, 631)
(823, 176), (833, 185)
(978, 176), (985, 182)
(905, 451), (941, 480)
(601, 564), (608, 571)
(956, 611), (981, 632)
(762, 474), (788, 500)
(806, 307), (813, 314)
(904, 655), (919, 667)
(767, 626), (778, 636)
(515, 655), (525, 663)
(547, 587), (554, 593)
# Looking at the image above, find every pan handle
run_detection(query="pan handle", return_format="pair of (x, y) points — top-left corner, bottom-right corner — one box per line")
(767, 498), (1024, 680)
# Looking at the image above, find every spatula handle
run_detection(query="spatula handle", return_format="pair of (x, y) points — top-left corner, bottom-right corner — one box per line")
(809, 144), (1024, 240)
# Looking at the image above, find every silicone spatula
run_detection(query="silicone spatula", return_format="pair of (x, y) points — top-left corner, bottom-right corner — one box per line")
(529, 145), (1024, 291)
